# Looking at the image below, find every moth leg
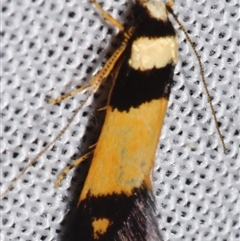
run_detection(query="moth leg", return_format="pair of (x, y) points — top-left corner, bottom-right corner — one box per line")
(48, 83), (92, 104)
(48, 43), (124, 105)
(98, 106), (107, 111)
(54, 150), (94, 188)
(91, 0), (124, 31)
(49, 26), (135, 105)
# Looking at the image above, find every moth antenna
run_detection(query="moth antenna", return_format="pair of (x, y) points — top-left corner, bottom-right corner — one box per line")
(166, 4), (227, 154)
(0, 89), (93, 199)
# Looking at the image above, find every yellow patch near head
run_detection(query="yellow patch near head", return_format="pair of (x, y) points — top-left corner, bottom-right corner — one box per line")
(92, 218), (111, 239)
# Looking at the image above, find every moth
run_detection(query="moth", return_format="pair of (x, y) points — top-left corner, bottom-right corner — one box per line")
(66, 1), (177, 240)
(1, 1), (226, 240)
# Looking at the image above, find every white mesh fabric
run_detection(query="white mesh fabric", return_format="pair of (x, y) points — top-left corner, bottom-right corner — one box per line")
(1, 0), (239, 241)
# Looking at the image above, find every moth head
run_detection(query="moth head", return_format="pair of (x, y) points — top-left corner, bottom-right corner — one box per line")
(137, 0), (168, 21)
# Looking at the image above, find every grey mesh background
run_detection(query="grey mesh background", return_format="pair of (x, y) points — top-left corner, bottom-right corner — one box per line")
(1, 0), (239, 240)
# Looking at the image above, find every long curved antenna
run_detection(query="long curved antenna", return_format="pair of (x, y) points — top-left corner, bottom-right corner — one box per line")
(167, 4), (226, 154)
(0, 89), (93, 199)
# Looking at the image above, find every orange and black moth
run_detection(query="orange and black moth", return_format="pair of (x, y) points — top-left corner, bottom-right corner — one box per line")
(73, 1), (178, 240)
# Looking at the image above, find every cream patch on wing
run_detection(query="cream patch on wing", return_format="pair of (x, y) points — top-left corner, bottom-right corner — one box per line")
(128, 36), (178, 71)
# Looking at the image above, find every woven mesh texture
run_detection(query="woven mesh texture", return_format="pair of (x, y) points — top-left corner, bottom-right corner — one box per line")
(1, 0), (239, 240)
